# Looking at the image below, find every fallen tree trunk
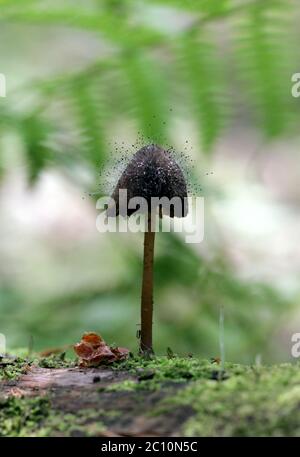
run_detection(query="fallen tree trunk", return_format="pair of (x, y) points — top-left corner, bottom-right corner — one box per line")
(1, 356), (300, 437)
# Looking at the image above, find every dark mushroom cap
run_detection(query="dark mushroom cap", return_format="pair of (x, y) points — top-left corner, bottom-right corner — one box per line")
(109, 144), (188, 217)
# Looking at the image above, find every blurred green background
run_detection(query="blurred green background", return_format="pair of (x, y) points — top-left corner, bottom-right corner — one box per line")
(0, 0), (300, 363)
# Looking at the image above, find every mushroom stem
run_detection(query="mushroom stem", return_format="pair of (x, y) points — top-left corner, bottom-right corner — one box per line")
(140, 212), (155, 356)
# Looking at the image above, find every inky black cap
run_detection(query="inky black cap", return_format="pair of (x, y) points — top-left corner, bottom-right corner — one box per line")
(108, 144), (188, 218)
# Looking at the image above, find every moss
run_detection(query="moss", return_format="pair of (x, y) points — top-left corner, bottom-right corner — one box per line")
(34, 409), (105, 437)
(0, 396), (105, 437)
(109, 357), (300, 436)
(114, 355), (224, 385)
(102, 380), (138, 392)
(3, 354), (300, 436)
(100, 356), (230, 393)
(0, 352), (75, 382)
(157, 361), (300, 437)
(0, 396), (50, 436)
(38, 353), (76, 369)
(0, 356), (32, 381)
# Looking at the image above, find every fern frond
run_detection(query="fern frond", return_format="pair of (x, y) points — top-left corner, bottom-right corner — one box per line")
(0, 8), (163, 47)
(235, 1), (293, 137)
(144, 0), (278, 18)
(21, 114), (53, 183)
(67, 75), (106, 171)
(143, 0), (229, 14)
(177, 30), (225, 152)
(120, 51), (169, 143)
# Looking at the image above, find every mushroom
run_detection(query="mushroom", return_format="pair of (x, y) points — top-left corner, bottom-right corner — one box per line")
(110, 144), (188, 356)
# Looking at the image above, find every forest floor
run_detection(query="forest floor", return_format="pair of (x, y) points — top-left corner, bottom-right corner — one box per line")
(1, 353), (300, 437)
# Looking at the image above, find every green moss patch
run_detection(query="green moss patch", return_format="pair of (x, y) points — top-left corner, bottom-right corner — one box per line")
(0, 357), (31, 382)
(0, 396), (50, 436)
(0, 353), (75, 382)
(0, 396), (105, 437)
(2, 354), (300, 436)
(112, 355), (226, 387)
(38, 353), (76, 369)
(157, 362), (300, 436)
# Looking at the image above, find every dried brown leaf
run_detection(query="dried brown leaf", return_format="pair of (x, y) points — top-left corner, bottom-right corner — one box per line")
(74, 332), (129, 367)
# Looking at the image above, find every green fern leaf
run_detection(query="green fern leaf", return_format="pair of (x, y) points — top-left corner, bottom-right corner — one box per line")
(21, 114), (53, 183)
(177, 30), (225, 152)
(235, 2), (292, 137)
(120, 51), (168, 144)
(68, 76), (106, 171)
